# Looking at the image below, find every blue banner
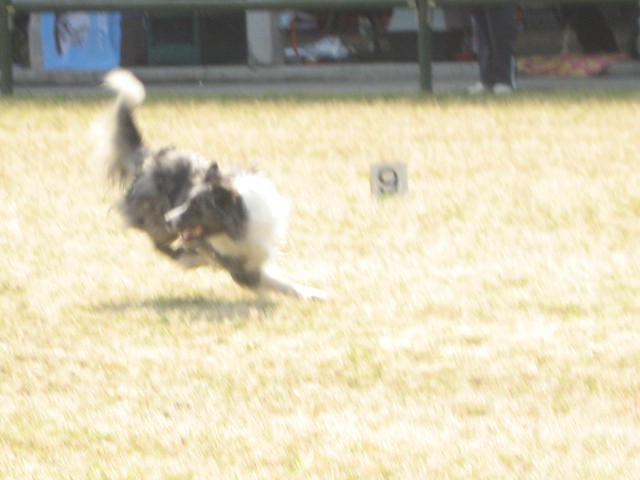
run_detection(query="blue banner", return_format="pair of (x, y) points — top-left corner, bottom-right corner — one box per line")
(40, 12), (121, 70)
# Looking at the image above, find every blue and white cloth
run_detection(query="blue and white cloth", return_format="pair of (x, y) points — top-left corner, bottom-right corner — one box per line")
(40, 11), (121, 70)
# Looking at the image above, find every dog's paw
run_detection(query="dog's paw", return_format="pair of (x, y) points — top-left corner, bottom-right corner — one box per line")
(293, 284), (328, 301)
(177, 251), (209, 269)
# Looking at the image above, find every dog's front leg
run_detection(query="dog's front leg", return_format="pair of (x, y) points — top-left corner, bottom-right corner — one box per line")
(176, 250), (211, 269)
(258, 266), (327, 301)
(154, 242), (209, 269)
(154, 243), (183, 260)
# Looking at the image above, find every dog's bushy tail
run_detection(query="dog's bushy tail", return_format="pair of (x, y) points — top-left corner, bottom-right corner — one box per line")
(100, 69), (146, 187)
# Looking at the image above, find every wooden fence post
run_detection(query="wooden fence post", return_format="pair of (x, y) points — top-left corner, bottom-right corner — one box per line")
(416, 0), (432, 92)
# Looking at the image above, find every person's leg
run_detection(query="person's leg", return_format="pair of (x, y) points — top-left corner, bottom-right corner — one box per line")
(485, 5), (517, 90)
(469, 7), (494, 87)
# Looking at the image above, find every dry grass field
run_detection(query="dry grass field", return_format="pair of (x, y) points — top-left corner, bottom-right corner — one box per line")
(1, 91), (640, 479)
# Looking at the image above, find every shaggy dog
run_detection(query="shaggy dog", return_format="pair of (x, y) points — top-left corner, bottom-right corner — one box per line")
(97, 69), (326, 300)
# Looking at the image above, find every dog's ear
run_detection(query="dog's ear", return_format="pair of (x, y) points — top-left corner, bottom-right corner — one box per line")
(205, 163), (220, 184)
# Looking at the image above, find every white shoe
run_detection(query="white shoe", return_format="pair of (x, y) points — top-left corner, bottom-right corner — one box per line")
(467, 82), (489, 95)
(493, 83), (514, 95)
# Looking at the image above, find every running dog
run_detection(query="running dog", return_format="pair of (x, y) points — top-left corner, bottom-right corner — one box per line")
(97, 69), (326, 300)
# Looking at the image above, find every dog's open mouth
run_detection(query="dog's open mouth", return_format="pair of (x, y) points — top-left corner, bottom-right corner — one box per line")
(180, 226), (204, 241)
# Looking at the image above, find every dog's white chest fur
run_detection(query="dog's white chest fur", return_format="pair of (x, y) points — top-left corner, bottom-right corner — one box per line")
(209, 172), (289, 270)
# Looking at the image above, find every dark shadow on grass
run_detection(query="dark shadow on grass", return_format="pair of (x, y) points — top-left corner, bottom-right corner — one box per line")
(90, 293), (277, 324)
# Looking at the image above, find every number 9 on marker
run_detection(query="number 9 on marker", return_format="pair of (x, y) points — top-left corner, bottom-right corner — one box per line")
(370, 163), (408, 196)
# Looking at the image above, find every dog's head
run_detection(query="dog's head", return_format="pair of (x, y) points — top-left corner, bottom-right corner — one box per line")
(164, 164), (247, 241)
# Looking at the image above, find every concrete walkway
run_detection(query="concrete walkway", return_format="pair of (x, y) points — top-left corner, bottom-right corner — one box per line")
(9, 60), (640, 96)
